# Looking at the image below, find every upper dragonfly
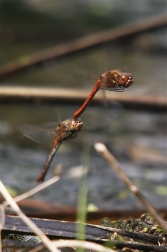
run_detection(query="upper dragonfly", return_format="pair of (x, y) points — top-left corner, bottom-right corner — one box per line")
(73, 69), (133, 120)
(24, 69), (133, 182)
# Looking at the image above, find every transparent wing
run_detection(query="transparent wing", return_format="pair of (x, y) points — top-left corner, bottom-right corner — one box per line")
(19, 122), (57, 143)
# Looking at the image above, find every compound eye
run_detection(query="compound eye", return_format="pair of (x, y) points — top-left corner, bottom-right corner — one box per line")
(75, 119), (83, 131)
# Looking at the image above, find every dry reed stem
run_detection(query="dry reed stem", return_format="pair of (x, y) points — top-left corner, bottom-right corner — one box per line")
(0, 86), (166, 112)
(0, 14), (166, 78)
(94, 143), (167, 233)
(2, 175), (60, 207)
(0, 180), (59, 252)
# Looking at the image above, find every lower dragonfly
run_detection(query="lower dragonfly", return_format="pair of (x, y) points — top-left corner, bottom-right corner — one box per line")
(23, 69), (133, 182)
(36, 118), (83, 182)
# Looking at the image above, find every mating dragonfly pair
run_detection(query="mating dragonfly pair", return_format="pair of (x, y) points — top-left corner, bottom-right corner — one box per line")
(24, 70), (133, 182)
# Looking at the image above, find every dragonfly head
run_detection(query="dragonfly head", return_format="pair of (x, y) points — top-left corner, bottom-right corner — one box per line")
(119, 72), (133, 88)
(71, 118), (83, 131)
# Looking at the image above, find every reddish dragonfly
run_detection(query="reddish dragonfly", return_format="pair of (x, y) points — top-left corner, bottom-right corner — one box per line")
(36, 118), (83, 182)
(73, 70), (133, 119)
(22, 69), (133, 182)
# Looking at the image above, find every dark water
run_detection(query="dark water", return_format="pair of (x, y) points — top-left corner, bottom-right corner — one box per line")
(0, 106), (167, 210)
(0, 0), (167, 210)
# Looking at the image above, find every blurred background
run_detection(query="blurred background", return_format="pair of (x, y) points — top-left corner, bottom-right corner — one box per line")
(0, 0), (167, 216)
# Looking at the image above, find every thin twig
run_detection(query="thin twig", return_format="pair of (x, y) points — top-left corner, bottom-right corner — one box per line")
(0, 14), (166, 79)
(2, 174), (61, 207)
(94, 143), (167, 233)
(0, 86), (166, 112)
(0, 180), (59, 252)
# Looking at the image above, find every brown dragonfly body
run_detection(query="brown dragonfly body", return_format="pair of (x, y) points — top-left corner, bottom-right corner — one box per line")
(37, 118), (83, 182)
(36, 69), (133, 182)
(73, 70), (133, 119)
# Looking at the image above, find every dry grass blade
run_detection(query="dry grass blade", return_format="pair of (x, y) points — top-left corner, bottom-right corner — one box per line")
(94, 143), (167, 233)
(52, 240), (116, 252)
(0, 180), (60, 252)
(2, 174), (61, 207)
(29, 240), (116, 252)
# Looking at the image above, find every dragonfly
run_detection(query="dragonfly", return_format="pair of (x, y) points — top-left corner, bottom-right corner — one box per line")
(73, 69), (133, 119)
(22, 69), (133, 182)
(36, 118), (83, 182)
